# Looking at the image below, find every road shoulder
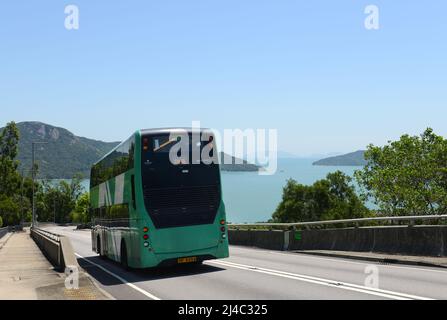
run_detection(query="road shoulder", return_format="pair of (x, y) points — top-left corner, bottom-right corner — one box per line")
(295, 250), (447, 269)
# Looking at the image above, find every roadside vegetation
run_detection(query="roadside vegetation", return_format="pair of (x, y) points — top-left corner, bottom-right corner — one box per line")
(272, 171), (371, 223)
(1, 121), (446, 227)
(0, 122), (90, 226)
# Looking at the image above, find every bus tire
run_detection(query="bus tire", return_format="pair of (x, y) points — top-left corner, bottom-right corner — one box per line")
(96, 236), (101, 255)
(120, 241), (129, 270)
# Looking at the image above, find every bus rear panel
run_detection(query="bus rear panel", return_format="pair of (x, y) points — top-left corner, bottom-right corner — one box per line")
(90, 128), (229, 268)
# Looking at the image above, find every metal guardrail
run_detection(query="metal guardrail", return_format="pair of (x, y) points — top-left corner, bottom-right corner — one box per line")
(229, 214), (447, 230)
(32, 227), (61, 242)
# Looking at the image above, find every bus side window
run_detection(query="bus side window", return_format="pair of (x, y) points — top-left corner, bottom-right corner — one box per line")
(131, 175), (136, 210)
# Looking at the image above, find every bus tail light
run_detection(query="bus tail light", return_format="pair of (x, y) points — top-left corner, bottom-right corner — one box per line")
(143, 138), (149, 151)
(220, 219), (225, 225)
(220, 226), (225, 232)
(222, 233), (227, 239)
(143, 234), (149, 240)
(143, 227), (149, 233)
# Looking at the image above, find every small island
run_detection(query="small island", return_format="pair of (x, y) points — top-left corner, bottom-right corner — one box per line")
(219, 152), (261, 172)
(313, 150), (367, 166)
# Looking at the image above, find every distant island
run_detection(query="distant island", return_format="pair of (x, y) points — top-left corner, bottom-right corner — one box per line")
(219, 152), (260, 172)
(313, 150), (367, 166)
(4, 121), (260, 179)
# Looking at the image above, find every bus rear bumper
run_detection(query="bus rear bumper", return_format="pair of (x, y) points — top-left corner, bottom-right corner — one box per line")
(138, 242), (229, 268)
(156, 254), (217, 267)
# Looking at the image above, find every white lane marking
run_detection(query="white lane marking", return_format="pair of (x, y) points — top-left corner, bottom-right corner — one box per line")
(208, 260), (434, 300)
(231, 246), (447, 275)
(58, 229), (442, 299)
(75, 253), (161, 300)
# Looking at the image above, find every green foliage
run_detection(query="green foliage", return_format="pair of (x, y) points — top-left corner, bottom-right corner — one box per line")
(0, 122), (21, 197)
(272, 171), (370, 223)
(355, 128), (447, 215)
(0, 215), (2, 228)
(0, 122), (25, 226)
(0, 121), (91, 226)
(0, 195), (21, 226)
(38, 175), (85, 223)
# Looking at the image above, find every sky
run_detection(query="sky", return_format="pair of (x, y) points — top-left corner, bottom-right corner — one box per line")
(0, 1), (446, 157)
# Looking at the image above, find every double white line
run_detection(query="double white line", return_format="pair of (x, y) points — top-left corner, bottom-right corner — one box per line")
(208, 260), (433, 300)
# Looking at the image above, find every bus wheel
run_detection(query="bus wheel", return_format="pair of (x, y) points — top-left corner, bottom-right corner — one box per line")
(120, 241), (129, 270)
(97, 236), (106, 259)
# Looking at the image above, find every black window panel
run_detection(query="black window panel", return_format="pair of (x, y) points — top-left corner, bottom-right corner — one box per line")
(141, 132), (221, 229)
(90, 136), (135, 188)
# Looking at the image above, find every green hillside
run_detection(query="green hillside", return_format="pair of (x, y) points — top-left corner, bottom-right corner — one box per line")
(8, 122), (259, 178)
(12, 122), (119, 179)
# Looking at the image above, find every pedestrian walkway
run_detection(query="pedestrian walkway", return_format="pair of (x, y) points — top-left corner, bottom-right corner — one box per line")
(0, 229), (111, 300)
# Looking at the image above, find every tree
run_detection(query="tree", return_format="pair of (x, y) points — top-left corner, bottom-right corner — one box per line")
(0, 122), (23, 226)
(38, 175), (84, 223)
(0, 122), (20, 197)
(70, 192), (90, 223)
(355, 128), (447, 216)
(0, 195), (20, 226)
(272, 171), (370, 223)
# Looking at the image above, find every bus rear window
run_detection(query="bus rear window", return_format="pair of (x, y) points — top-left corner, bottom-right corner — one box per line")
(141, 131), (221, 228)
(152, 135), (178, 153)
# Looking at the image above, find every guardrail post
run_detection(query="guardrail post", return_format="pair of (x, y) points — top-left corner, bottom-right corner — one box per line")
(283, 231), (291, 251)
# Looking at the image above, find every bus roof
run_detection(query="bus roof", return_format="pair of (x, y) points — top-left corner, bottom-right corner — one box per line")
(92, 127), (213, 166)
(139, 127), (212, 135)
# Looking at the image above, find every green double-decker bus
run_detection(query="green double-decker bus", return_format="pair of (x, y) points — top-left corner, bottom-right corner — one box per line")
(90, 128), (229, 269)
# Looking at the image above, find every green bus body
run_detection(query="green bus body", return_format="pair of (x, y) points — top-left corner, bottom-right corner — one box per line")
(90, 129), (229, 268)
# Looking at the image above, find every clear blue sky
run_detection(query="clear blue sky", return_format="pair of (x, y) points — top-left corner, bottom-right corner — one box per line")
(0, 1), (446, 156)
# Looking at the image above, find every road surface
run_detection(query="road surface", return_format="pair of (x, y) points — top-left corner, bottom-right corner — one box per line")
(45, 226), (447, 300)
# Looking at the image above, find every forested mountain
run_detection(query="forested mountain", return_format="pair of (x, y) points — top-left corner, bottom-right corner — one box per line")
(10, 122), (119, 179)
(6, 122), (259, 178)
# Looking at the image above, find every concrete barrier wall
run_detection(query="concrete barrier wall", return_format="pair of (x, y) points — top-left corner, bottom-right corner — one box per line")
(30, 229), (79, 270)
(228, 230), (286, 251)
(230, 226), (447, 257)
(31, 229), (61, 267)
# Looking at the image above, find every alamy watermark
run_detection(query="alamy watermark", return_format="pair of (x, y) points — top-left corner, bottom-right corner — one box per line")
(364, 265), (379, 289)
(364, 5), (380, 30)
(65, 265), (79, 290)
(159, 121), (278, 175)
(65, 4), (79, 30)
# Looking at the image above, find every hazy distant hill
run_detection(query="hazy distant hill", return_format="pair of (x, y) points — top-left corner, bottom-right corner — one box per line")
(10, 122), (120, 179)
(5, 122), (259, 178)
(313, 150), (367, 166)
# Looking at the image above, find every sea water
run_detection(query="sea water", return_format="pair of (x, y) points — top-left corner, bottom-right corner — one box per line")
(78, 158), (360, 223)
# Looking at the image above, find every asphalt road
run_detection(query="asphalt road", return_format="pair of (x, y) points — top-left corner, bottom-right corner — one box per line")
(45, 226), (447, 300)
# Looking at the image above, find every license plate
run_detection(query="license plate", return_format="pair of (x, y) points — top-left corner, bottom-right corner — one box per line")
(177, 256), (198, 264)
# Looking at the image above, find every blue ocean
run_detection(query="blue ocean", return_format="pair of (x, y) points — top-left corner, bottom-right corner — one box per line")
(79, 158), (359, 223)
